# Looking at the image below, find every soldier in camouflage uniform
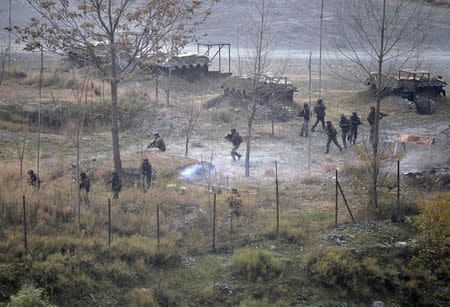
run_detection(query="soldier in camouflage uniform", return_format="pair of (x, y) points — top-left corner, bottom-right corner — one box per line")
(111, 171), (122, 200)
(148, 133), (166, 152)
(27, 170), (41, 190)
(325, 121), (343, 154)
(348, 111), (362, 145)
(79, 172), (91, 205)
(367, 106), (388, 143)
(140, 158), (152, 190)
(338, 114), (351, 149)
(311, 99), (326, 132)
(298, 103), (310, 137)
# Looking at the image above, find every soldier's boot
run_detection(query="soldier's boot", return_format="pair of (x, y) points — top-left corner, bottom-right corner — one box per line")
(325, 148), (330, 154)
(237, 153), (242, 160)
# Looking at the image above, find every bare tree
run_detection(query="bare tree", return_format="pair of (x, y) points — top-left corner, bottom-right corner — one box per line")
(16, 0), (216, 173)
(184, 102), (202, 157)
(334, 0), (427, 207)
(0, 45), (7, 86)
(15, 134), (28, 192)
(51, 69), (90, 224)
(237, 0), (274, 177)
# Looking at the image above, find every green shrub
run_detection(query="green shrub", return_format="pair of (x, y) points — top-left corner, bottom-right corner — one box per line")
(239, 297), (289, 307)
(233, 248), (282, 281)
(7, 284), (55, 307)
(130, 288), (159, 307)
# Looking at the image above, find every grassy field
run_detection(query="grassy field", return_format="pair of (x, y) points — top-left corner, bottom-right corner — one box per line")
(0, 63), (449, 306)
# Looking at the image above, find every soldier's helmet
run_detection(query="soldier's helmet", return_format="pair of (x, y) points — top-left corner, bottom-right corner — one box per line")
(80, 172), (87, 178)
(352, 111), (357, 115)
(318, 98), (323, 104)
(154, 132), (160, 137)
(143, 158), (148, 162)
(340, 113), (345, 117)
(326, 121), (332, 125)
(304, 102), (308, 107)
(230, 128), (236, 133)
(370, 106), (375, 111)
(231, 188), (239, 194)
(27, 170), (34, 175)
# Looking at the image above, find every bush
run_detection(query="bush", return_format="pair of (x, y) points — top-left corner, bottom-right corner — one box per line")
(130, 288), (159, 307)
(409, 194), (450, 258)
(233, 248), (282, 281)
(239, 297), (289, 307)
(8, 284), (55, 307)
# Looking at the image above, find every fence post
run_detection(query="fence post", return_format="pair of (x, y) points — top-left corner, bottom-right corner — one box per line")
(22, 195), (28, 255)
(212, 193), (216, 251)
(275, 161), (279, 234)
(397, 160), (400, 217)
(157, 203), (160, 253)
(108, 198), (111, 249)
(337, 181), (355, 222)
(335, 170), (338, 226)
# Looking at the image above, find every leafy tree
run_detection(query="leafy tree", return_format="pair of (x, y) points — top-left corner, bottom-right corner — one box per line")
(16, 0), (216, 172)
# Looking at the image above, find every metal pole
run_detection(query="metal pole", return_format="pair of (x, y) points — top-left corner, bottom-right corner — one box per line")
(157, 203), (160, 253)
(308, 52), (312, 175)
(213, 193), (216, 251)
(318, 0), (324, 99)
(275, 161), (279, 234)
(335, 170), (338, 226)
(108, 198), (111, 249)
(397, 160), (400, 217)
(228, 44), (231, 74)
(218, 46), (221, 74)
(337, 182), (355, 222)
(23, 195), (27, 254)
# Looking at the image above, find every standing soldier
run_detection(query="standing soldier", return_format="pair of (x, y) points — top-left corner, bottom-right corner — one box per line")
(311, 99), (327, 132)
(298, 102), (311, 137)
(27, 170), (41, 190)
(225, 128), (243, 161)
(79, 172), (91, 205)
(148, 133), (166, 152)
(367, 106), (388, 143)
(338, 114), (351, 149)
(111, 171), (122, 200)
(349, 111), (362, 145)
(140, 158), (152, 190)
(325, 121), (343, 154)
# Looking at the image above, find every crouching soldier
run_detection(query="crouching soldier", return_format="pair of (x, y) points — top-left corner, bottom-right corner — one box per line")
(367, 106), (388, 143)
(298, 103), (310, 137)
(349, 111), (362, 145)
(148, 133), (166, 152)
(79, 172), (91, 205)
(111, 171), (122, 200)
(225, 128), (243, 161)
(140, 158), (152, 190)
(27, 170), (41, 190)
(338, 114), (351, 149)
(325, 121), (342, 154)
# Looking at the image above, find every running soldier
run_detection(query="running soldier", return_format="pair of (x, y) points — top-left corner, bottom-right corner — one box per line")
(311, 99), (326, 132)
(348, 112), (362, 145)
(338, 114), (351, 149)
(367, 106), (388, 143)
(148, 133), (166, 152)
(27, 170), (41, 189)
(79, 172), (91, 204)
(298, 103), (310, 137)
(325, 121), (343, 154)
(140, 158), (152, 190)
(225, 128), (243, 161)
(111, 171), (122, 200)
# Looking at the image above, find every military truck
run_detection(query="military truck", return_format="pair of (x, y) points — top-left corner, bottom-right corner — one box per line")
(221, 75), (297, 104)
(366, 69), (447, 114)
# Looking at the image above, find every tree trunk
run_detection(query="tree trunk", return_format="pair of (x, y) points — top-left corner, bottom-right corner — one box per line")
(185, 135), (189, 157)
(371, 0), (387, 209)
(110, 79), (122, 172)
(245, 102), (256, 177)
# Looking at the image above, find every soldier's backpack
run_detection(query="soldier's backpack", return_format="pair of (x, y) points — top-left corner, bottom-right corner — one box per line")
(238, 135), (243, 144)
